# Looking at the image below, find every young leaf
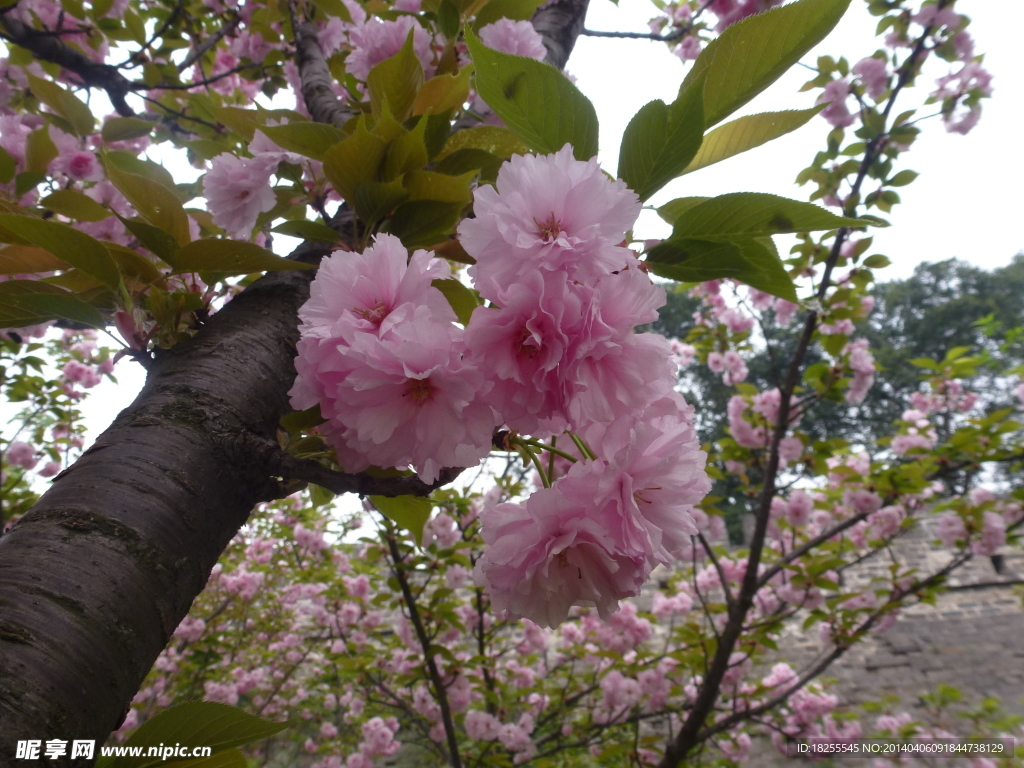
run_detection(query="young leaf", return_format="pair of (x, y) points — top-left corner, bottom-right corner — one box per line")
(404, 170), (476, 204)
(370, 495), (433, 547)
(352, 178), (410, 229)
(0, 215), (122, 290)
(435, 125), (529, 160)
(670, 192), (869, 239)
(322, 120), (387, 201)
(412, 66), (473, 116)
(680, 106), (825, 175)
(258, 123), (347, 162)
(367, 30), (426, 122)
(681, 0), (852, 127)
(171, 240), (316, 275)
(112, 702), (288, 768)
(646, 237), (798, 301)
(465, 27), (598, 160)
(617, 75), (705, 201)
(381, 200), (465, 247)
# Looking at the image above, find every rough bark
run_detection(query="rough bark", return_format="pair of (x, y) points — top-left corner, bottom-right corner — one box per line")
(532, 0), (591, 70)
(0, 257), (326, 765)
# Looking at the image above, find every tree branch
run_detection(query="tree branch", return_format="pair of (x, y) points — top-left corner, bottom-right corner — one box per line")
(287, 0), (353, 128)
(270, 453), (465, 499)
(0, 15), (136, 115)
(384, 533), (464, 768)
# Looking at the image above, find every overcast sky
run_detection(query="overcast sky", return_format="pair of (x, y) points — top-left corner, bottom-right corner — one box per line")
(70, 0), (1024, 446)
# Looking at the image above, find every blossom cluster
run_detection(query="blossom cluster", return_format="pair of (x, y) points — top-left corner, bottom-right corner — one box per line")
(291, 145), (711, 626)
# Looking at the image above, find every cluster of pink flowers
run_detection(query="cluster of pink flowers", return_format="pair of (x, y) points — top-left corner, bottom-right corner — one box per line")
(458, 146), (710, 626)
(292, 146), (711, 625)
(290, 233), (496, 483)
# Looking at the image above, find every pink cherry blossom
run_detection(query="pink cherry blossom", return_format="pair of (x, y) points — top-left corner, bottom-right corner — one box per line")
(818, 79), (856, 128)
(313, 311), (496, 482)
(479, 19), (548, 61)
(460, 144), (641, 301)
(347, 17), (434, 82)
(5, 440), (37, 470)
(203, 153), (277, 239)
(473, 486), (651, 627)
(853, 56), (889, 100)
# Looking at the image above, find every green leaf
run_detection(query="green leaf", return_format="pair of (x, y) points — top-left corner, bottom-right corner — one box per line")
(371, 495), (433, 547)
(0, 245), (68, 274)
(412, 65), (473, 117)
(646, 237), (798, 301)
(656, 196), (711, 225)
(862, 254), (890, 268)
(431, 278), (479, 324)
(381, 200), (465, 247)
(670, 192), (867, 239)
(367, 30), (425, 122)
(0, 215), (122, 290)
(473, 0), (544, 30)
(681, 0), (852, 127)
(435, 125), (529, 160)
(353, 178), (410, 229)
(681, 106), (825, 175)
(280, 405), (325, 434)
(433, 148), (503, 182)
(39, 189), (112, 222)
(382, 116), (429, 181)
(105, 243), (165, 286)
(322, 119), (387, 201)
(888, 169), (918, 187)
(24, 128), (57, 174)
(0, 280), (105, 328)
(271, 220), (341, 242)
(465, 27), (598, 160)
(210, 106), (262, 141)
(404, 170), (475, 204)
(104, 150), (179, 192)
(105, 158), (192, 246)
(0, 146), (15, 184)
(28, 75), (95, 136)
(112, 702), (288, 768)
(258, 123), (347, 162)
(171, 240), (316, 275)
(121, 217), (181, 267)
(101, 116), (157, 143)
(617, 75), (705, 201)
(437, 0), (460, 39)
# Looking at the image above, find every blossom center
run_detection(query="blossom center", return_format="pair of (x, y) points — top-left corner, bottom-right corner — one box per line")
(633, 486), (662, 505)
(354, 300), (389, 326)
(403, 377), (435, 403)
(517, 326), (541, 358)
(534, 213), (564, 243)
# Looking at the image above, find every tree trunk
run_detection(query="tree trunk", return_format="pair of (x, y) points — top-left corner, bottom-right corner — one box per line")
(0, 259), (324, 763)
